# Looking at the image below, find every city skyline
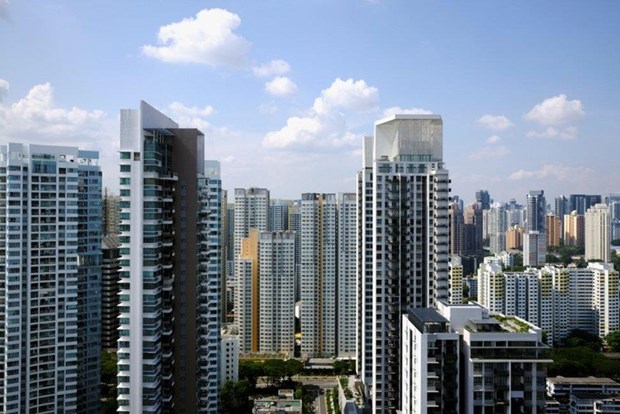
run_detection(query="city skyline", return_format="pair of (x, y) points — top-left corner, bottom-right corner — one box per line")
(1, 1), (619, 202)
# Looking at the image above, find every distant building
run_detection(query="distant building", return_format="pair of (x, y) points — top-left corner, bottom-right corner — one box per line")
(526, 190), (546, 233)
(547, 376), (620, 413)
(269, 199), (290, 232)
(337, 193), (357, 357)
(585, 203), (611, 262)
(523, 230), (546, 267)
(570, 194), (602, 215)
(476, 189), (491, 210)
(546, 213), (562, 247)
(486, 203), (507, 254)
(506, 225), (524, 250)
(220, 326), (240, 387)
(564, 211), (585, 247)
(449, 256), (463, 304)
(259, 231), (296, 356)
(301, 193), (337, 357)
(236, 229), (259, 353)
(477, 262), (619, 344)
(102, 187), (120, 235)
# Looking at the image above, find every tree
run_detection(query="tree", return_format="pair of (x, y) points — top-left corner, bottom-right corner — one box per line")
(564, 329), (603, 351)
(606, 331), (620, 352)
(221, 380), (252, 414)
(334, 359), (355, 375)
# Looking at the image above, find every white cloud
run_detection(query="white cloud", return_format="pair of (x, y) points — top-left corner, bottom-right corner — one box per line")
(142, 8), (251, 67)
(0, 83), (105, 137)
(382, 106), (433, 118)
(486, 135), (501, 144)
(509, 163), (593, 181)
(0, 79), (8, 102)
(0, 82), (117, 189)
(468, 145), (510, 161)
(264, 76), (298, 97)
(258, 103), (277, 114)
(312, 78), (379, 115)
(0, 0), (9, 20)
(524, 94), (584, 125)
(263, 78), (378, 150)
(526, 126), (578, 140)
(477, 114), (514, 130)
(253, 59), (291, 77)
(166, 101), (215, 131)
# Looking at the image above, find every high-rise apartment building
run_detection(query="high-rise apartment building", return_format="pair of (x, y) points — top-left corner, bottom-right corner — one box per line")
(220, 326), (239, 387)
(235, 229), (259, 353)
(449, 255), (463, 304)
(102, 187), (120, 235)
(478, 262), (619, 344)
(234, 188), (269, 262)
(357, 115), (450, 414)
(269, 199), (290, 232)
(463, 203), (484, 254)
(546, 213), (561, 247)
(487, 202), (507, 254)
(0, 143), (101, 413)
(102, 234), (121, 351)
(555, 195), (569, 232)
(585, 203), (611, 262)
(523, 230), (546, 267)
(259, 231), (295, 355)
(505, 225), (524, 250)
(117, 101), (221, 413)
(337, 193), (357, 357)
(564, 211), (585, 247)
(288, 201), (302, 301)
(301, 193), (337, 357)
(449, 199), (464, 255)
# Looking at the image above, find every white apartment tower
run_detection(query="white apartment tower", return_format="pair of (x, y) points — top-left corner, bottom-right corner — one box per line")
(337, 193), (357, 357)
(487, 202), (507, 254)
(117, 101), (221, 413)
(259, 231), (296, 355)
(585, 203), (611, 262)
(234, 188), (269, 262)
(0, 144), (101, 414)
(301, 193), (337, 357)
(357, 115), (450, 414)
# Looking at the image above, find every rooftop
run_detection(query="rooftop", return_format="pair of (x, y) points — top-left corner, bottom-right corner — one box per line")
(548, 376), (619, 386)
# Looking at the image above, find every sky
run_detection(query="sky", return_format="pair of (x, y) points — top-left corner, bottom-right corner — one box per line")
(1, 0), (619, 204)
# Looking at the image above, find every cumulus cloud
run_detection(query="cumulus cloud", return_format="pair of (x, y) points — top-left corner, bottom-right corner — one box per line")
(253, 59), (291, 77)
(477, 114), (514, 130)
(509, 164), (593, 181)
(142, 8), (251, 67)
(166, 101), (215, 131)
(468, 145), (510, 161)
(0, 83), (105, 137)
(263, 78), (378, 150)
(526, 126), (578, 140)
(265, 76), (298, 97)
(382, 106), (433, 118)
(312, 78), (379, 115)
(0, 79), (8, 102)
(486, 135), (501, 144)
(524, 94), (584, 125)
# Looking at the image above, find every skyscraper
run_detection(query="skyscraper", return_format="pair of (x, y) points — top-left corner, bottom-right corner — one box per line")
(475, 189), (491, 210)
(0, 143), (101, 413)
(102, 187), (120, 235)
(564, 211), (585, 247)
(546, 213), (562, 247)
(357, 115), (450, 413)
(486, 202), (507, 254)
(570, 194), (602, 215)
(301, 193), (337, 357)
(259, 231), (296, 355)
(269, 199), (290, 232)
(585, 203), (611, 262)
(234, 188), (269, 263)
(526, 190), (546, 233)
(337, 192), (357, 357)
(235, 229), (259, 353)
(117, 101), (221, 413)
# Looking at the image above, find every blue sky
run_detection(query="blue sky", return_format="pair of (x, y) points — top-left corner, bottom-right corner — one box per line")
(1, 1), (619, 203)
